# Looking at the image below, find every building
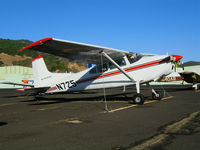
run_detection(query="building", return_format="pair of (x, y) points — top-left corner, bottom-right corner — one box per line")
(0, 66), (33, 88)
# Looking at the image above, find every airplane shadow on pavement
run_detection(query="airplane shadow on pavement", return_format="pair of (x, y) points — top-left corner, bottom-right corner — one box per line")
(0, 122), (8, 126)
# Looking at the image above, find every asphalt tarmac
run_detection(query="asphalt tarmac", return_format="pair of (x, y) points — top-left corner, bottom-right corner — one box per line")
(0, 85), (200, 150)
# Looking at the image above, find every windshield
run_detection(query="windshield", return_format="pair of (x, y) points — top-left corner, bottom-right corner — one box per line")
(126, 53), (143, 64)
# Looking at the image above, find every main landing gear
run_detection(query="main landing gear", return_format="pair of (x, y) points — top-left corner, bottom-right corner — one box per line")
(133, 93), (145, 105)
(131, 83), (164, 105)
(131, 90), (164, 105)
(131, 81), (145, 105)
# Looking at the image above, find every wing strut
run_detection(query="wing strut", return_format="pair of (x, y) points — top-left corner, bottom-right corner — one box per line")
(101, 51), (145, 105)
(101, 51), (135, 82)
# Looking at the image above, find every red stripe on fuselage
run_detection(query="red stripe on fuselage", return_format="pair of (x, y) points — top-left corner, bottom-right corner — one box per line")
(77, 57), (170, 84)
(125, 59), (165, 72)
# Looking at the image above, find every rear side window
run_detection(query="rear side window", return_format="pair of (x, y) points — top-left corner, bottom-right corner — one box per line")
(89, 63), (108, 74)
(89, 66), (97, 74)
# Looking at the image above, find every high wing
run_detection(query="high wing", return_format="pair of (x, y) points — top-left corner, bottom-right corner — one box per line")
(19, 38), (130, 64)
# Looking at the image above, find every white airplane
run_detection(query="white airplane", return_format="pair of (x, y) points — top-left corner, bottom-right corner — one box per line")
(1, 38), (183, 104)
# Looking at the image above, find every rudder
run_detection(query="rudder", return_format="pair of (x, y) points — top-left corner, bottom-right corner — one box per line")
(32, 55), (51, 88)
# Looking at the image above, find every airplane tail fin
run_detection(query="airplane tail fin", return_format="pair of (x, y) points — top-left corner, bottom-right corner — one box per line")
(32, 55), (52, 88)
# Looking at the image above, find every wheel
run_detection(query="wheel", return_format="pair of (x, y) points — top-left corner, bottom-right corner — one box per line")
(152, 91), (163, 100)
(133, 94), (145, 105)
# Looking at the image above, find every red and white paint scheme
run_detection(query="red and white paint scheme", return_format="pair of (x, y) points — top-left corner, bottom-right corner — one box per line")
(1, 38), (183, 104)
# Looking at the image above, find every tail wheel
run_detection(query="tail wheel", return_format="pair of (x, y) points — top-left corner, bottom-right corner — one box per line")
(152, 91), (163, 100)
(133, 94), (145, 105)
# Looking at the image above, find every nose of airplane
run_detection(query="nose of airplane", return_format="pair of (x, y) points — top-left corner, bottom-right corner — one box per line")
(172, 55), (183, 62)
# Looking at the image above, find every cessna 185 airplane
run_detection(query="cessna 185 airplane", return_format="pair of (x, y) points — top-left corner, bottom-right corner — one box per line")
(1, 38), (183, 104)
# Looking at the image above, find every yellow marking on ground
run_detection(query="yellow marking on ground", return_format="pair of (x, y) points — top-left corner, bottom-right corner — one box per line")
(108, 96), (174, 113)
(144, 100), (156, 104)
(129, 111), (200, 150)
(162, 96), (174, 100)
(109, 104), (137, 113)
(0, 102), (18, 107)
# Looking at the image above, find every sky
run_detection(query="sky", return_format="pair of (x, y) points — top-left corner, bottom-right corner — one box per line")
(0, 0), (199, 62)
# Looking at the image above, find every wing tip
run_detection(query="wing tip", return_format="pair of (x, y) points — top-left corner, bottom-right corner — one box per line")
(19, 37), (53, 52)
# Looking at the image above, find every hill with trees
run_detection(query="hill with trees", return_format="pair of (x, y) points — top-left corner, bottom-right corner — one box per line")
(0, 38), (86, 72)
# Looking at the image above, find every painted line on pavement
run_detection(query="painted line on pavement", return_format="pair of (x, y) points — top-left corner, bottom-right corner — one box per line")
(162, 96), (174, 100)
(108, 96), (174, 113)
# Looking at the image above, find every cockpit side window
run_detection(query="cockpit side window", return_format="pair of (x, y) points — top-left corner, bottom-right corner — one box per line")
(89, 57), (127, 73)
(109, 58), (126, 70)
(97, 63), (108, 73)
(127, 53), (142, 64)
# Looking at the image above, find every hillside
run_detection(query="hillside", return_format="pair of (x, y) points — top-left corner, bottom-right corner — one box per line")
(0, 38), (86, 72)
(0, 53), (32, 66)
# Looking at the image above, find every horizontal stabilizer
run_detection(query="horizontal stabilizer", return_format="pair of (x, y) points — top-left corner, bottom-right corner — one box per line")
(0, 81), (34, 87)
(16, 87), (50, 93)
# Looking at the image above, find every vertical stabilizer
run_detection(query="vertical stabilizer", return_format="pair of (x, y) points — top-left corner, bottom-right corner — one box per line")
(32, 56), (51, 88)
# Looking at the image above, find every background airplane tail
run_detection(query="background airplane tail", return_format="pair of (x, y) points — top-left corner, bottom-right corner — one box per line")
(32, 56), (52, 88)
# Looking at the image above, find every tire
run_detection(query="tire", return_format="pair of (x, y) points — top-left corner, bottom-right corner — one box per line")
(152, 91), (163, 100)
(133, 94), (145, 105)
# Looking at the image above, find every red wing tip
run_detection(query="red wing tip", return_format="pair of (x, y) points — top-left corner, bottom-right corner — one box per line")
(19, 37), (53, 52)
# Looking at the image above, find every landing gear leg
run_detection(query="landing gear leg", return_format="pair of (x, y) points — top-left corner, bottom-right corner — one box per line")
(132, 81), (145, 105)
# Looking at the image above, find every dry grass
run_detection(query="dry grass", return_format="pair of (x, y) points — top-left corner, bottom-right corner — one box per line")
(0, 53), (31, 66)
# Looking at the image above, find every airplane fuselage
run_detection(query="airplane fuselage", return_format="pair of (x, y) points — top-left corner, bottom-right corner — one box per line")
(45, 55), (173, 94)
